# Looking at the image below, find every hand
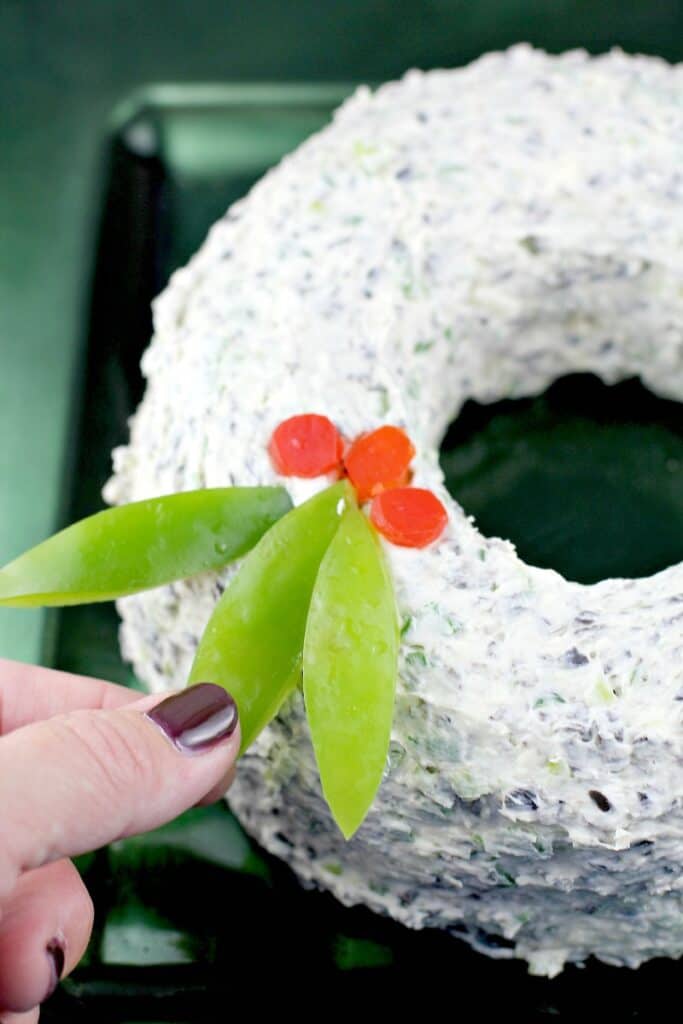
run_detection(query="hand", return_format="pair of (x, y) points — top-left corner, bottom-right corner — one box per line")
(0, 659), (239, 1023)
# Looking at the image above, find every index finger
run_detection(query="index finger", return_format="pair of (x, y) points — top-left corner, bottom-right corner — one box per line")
(0, 658), (138, 735)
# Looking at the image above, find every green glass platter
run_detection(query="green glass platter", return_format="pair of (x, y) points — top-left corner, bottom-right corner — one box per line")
(4, 86), (682, 1020)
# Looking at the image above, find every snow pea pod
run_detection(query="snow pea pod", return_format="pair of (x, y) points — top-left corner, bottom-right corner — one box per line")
(0, 487), (292, 607)
(303, 504), (399, 839)
(189, 481), (354, 753)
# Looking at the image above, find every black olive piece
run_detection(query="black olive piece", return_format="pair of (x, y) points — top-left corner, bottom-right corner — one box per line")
(564, 647), (589, 667)
(475, 928), (515, 950)
(431, 875), (451, 891)
(505, 789), (539, 812)
(589, 789), (612, 812)
(450, 922), (468, 935)
(399, 889), (418, 907)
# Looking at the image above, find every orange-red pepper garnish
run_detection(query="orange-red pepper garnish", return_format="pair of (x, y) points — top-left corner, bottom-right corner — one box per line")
(268, 414), (344, 478)
(370, 487), (448, 548)
(343, 425), (415, 502)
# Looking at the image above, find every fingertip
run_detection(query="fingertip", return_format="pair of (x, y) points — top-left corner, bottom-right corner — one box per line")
(197, 763), (237, 807)
(144, 683), (239, 756)
(0, 685), (241, 878)
(0, 914), (55, 1014)
(0, 861), (91, 1016)
(44, 938), (65, 1000)
(1, 1008), (41, 1024)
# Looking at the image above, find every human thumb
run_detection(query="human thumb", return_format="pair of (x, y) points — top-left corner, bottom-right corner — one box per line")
(0, 683), (239, 899)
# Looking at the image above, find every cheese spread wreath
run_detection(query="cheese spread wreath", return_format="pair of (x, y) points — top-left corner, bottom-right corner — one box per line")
(106, 46), (683, 975)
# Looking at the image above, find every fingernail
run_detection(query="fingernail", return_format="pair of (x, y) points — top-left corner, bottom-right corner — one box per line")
(45, 937), (65, 999)
(146, 683), (238, 754)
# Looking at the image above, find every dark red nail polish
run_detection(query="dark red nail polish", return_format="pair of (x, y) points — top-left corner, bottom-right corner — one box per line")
(45, 937), (65, 999)
(146, 683), (238, 754)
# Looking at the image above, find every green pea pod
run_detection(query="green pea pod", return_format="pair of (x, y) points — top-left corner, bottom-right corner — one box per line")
(189, 481), (354, 753)
(0, 487), (292, 607)
(303, 505), (399, 839)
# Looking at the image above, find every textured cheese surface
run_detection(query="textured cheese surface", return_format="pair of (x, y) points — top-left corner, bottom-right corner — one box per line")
(105, 46), (683, 975)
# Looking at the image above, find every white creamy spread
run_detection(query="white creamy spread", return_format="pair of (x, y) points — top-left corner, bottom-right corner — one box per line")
(104, 46), (683, 975)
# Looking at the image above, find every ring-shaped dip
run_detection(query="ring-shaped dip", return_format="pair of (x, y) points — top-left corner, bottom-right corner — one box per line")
(106, 46), (683, 974)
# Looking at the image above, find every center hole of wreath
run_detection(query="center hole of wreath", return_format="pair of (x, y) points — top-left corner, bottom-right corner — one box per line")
(439, 374), (683, 585)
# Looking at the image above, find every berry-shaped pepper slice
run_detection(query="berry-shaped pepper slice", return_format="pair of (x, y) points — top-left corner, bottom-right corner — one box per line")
(269, 414), (344, 478)
(371, 487), (448, 548)
(343, 425), (415, 502)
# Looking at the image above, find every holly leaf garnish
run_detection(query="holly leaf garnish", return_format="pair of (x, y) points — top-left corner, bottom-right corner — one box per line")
(189, 481), (354, 752)
(0, 487), (291, 607)
(303, 503), (399, 838)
